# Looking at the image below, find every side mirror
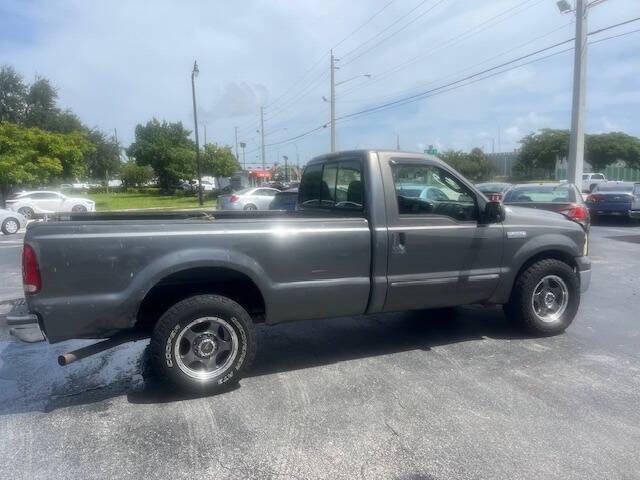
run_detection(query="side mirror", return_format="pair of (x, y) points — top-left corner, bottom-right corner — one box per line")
(483, 201), (505, 224)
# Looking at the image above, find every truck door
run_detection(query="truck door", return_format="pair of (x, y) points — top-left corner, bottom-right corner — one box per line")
(380, 157), (504, 312)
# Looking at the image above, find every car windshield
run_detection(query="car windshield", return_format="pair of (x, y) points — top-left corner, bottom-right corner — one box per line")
(595, 184), (634, 192)
(504, 185), (576, 203)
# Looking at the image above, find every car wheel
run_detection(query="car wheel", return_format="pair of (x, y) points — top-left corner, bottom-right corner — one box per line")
(150, 295), (256, 394)
(244, 204), (257, 211)
(503, 259), (580, 336)
(71, 204), (87, 213)
(1, 218), (20, 235)
(17, 207), (34, 219)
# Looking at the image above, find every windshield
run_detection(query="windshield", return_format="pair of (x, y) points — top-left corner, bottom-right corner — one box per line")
(504, 185), (576, 203)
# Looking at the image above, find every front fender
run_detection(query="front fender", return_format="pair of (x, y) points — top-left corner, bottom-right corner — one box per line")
(490, 231), (582, 304)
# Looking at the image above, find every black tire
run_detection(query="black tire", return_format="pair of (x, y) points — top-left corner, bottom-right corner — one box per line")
(150, 295), (256, 394)
(503, 259), (580, 336)
(243, 204), (257, 211)
(71, 204), (87, 213)
(1, 217), (20, 235)
(17, 207), (34, 219)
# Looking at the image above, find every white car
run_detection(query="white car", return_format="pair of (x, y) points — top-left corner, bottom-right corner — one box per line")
(0, 209), (27, 235)
(581, 173), (607, 193)
(6, 191), (96, 218)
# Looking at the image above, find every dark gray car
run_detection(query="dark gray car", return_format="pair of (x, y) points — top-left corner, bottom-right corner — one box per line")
(8, 150), (590, 393)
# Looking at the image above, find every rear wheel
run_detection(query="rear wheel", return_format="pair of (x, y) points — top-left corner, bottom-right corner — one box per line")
(244, 204), (257, 211)
(71, 204), (87, 213)
(504, 259), (580, 336)
(1, 217), (20, 235)
(17, 207), (34, 219)
(150, 295), (256, 393)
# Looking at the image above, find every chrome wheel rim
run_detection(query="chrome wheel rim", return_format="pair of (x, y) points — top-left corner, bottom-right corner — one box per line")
(4, 219), (19, 234)
(531, 275), (569, 323)
(174, 317), (238, 381)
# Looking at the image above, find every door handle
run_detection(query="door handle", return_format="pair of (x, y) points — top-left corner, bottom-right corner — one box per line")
(392, 232), (406, 254)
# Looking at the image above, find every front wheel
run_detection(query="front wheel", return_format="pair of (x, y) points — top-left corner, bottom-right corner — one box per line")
(1, 217), (20, 235)
(503, 259), (580, 336)
(150, 295), (256, 394)
(243, 204), (257, 211)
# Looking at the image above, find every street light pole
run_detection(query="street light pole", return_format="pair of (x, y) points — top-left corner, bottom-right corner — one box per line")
(260, 106), (266, 171)
(191, 60), (203, 206)
(330, 49), (336, 152)
(567, 0), (588, 186)
(239, 142), (246, 170)
(234, 126), (239, 161)
(283, 155), (289, 183)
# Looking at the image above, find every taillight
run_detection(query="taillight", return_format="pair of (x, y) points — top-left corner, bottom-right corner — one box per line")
(22, 244), (41, 294)
(586, 194), (603, 204)
(558, 203), (589, 227)
(229, 194), (239, 203)
(489, 193), (502, 202)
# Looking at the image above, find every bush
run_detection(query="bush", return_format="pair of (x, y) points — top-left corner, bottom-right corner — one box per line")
(121, 163), (154, 189)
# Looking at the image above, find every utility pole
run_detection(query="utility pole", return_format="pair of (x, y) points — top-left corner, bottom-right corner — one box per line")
(234, 126), (239, 161)
(191, 60), (203, 206)
(240, 142), (246, 170)
(260, 106), (266, 171)
(330, 49), (336, 152)
(567, 0), (588, 186)
(283, 155), (289, 183)
(396, 133), (400, 151)
(203, 123), (207, 147)
(110, 127), (119, 195)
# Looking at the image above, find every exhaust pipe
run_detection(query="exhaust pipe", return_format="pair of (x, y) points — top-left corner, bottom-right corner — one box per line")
(58, 332), (148, 366)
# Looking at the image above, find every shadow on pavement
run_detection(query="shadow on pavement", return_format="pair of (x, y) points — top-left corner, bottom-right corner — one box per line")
(0, 305), (530, 412)
(127, 306), (529, 405)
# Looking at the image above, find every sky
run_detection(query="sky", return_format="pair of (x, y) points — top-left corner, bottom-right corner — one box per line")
(1, 0), (639, 168)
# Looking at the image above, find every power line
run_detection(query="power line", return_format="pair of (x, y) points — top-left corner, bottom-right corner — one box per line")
(339, 0), (449, 67)
(333, 0), (397, 50)
(252, 18), (640, 150)
(338, 0), (543, 97)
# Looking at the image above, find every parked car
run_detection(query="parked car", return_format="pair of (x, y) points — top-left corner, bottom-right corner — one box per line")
(581, 173), (607, 193)
(586, 181), (637, 218)
(0, 209), (27, 235)
(7, 150), (590, 394)
(217, 187), (280, 210)
(502, 183), (589, 230)
(6, 191), (96, 218)
(475, 182), (511, 202)
(631, 183), (640, 220)
(269, 188), (298, 211)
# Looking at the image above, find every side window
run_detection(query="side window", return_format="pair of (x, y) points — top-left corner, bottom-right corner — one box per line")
(320, 163), (338, 206)
(299, 164), (323, 207)
(31, 193), (59, 200)
(592, 174), (605, 180)
(256, 188), (276, 197)
(335, 161), (363, 210)
(391, 163), (477, 221)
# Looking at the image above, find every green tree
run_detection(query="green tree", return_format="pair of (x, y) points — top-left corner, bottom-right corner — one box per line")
(120, 161), (154, 189)
(0, 122), (93, 207)
(85, 129), (121, 183)
(586, 132), (640, 171)
(24, 77), (57, 129)
(0, 65), (27, 123)
(202, 143), (240, 177)
(126, 118), (195, 190)
(439, 148), (496, 182)
(516, 129), (569, 178)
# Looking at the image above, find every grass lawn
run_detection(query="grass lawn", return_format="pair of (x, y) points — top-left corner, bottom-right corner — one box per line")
(82, 192), (214, 211)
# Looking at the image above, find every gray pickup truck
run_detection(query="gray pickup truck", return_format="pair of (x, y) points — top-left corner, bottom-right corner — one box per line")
(9, 150), (591, 393)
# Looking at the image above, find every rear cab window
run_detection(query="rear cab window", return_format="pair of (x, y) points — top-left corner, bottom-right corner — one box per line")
(299, 159), (364, 211)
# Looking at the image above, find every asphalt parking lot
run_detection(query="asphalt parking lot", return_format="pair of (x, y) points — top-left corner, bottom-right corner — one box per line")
(1, 219), (639, 480)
